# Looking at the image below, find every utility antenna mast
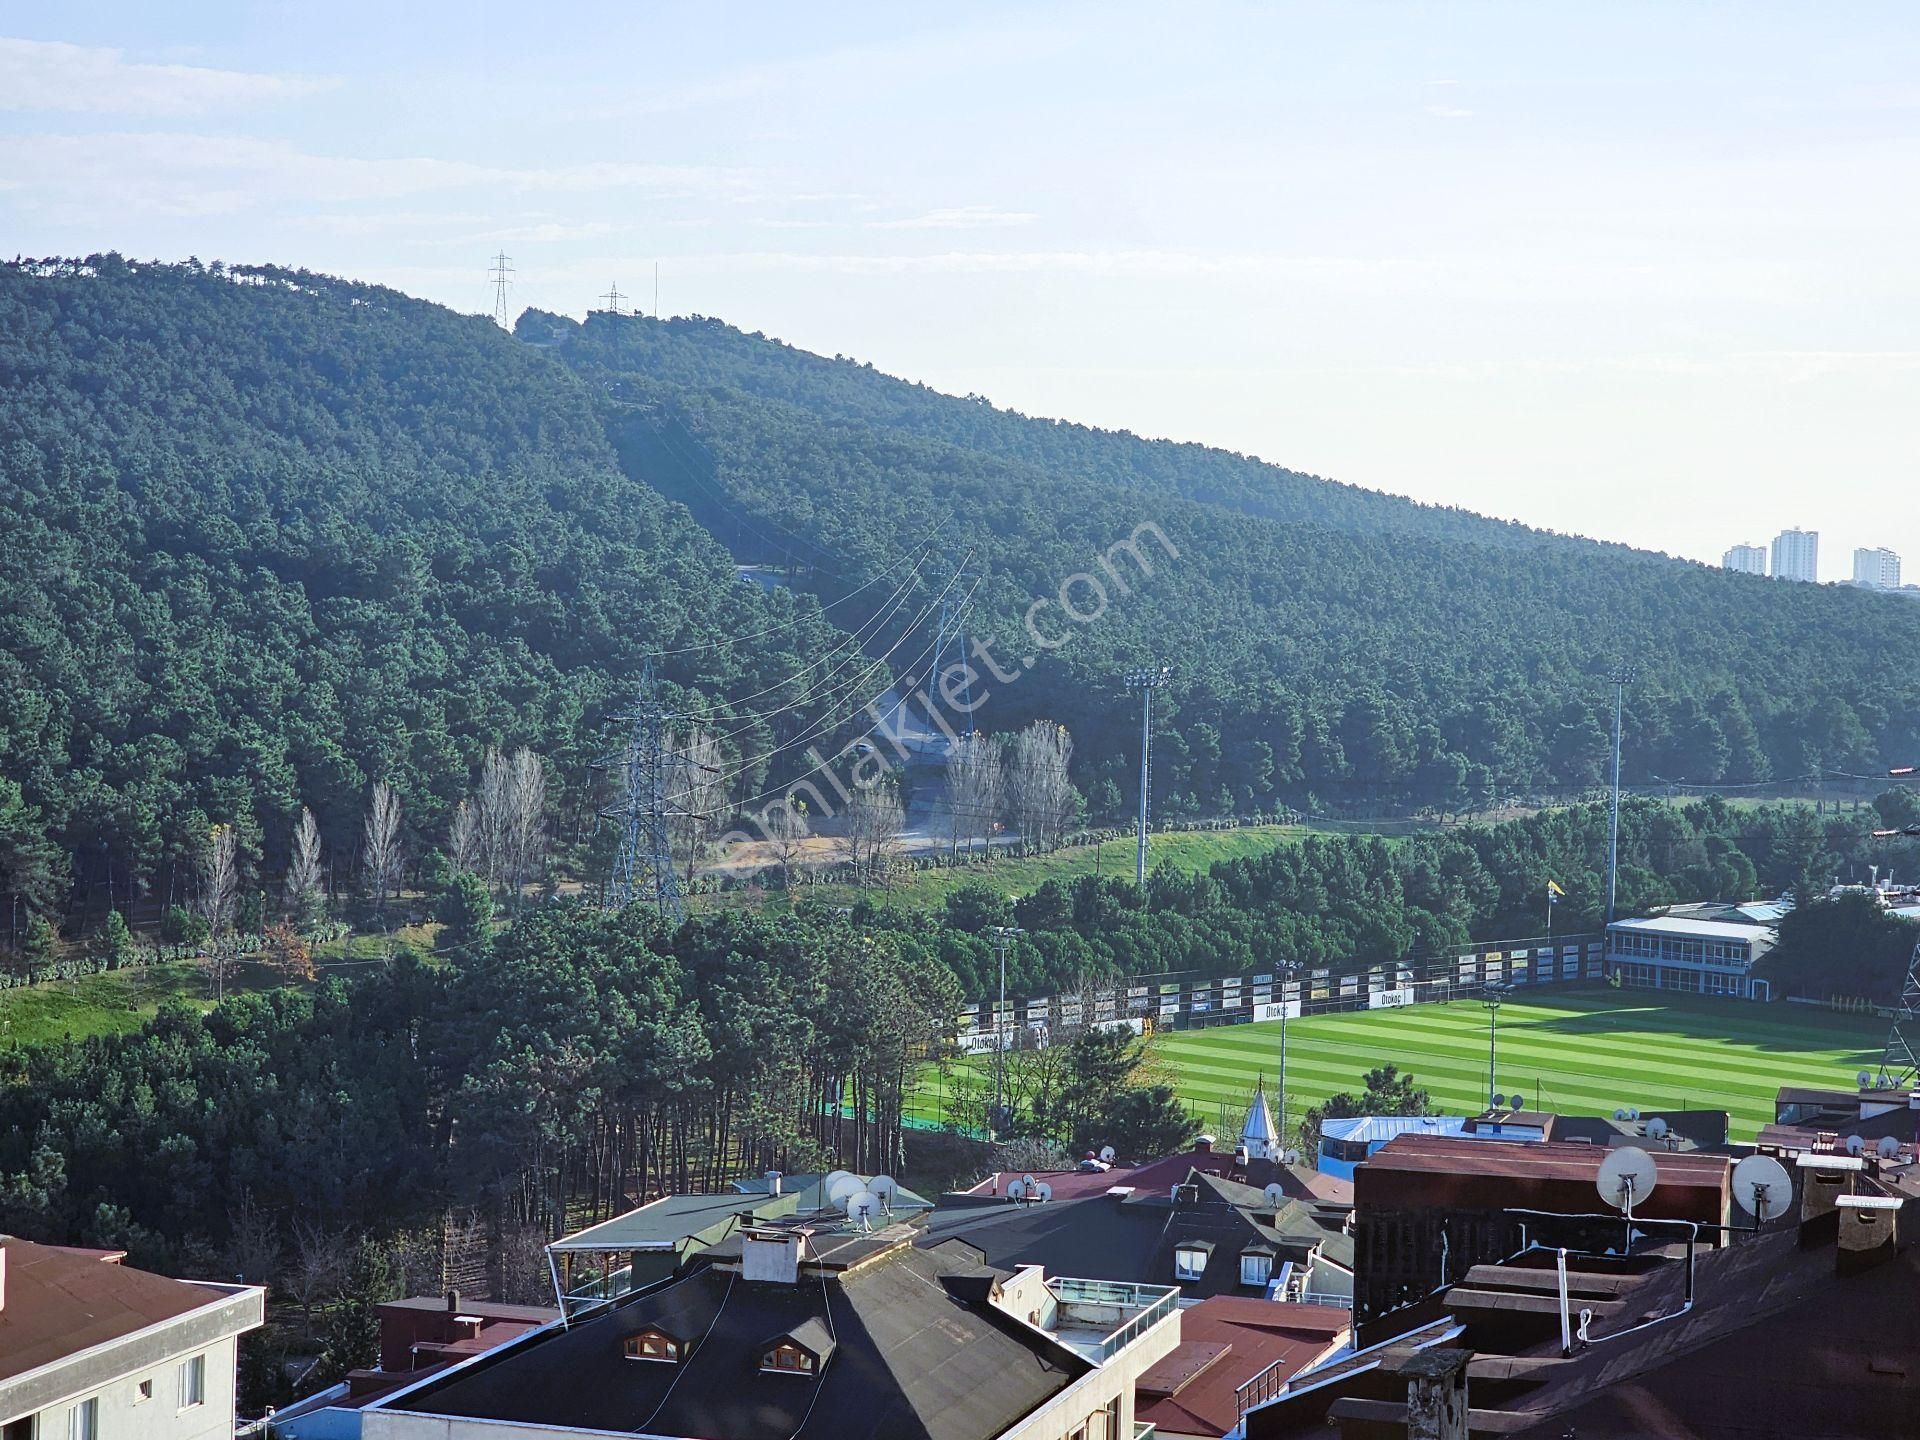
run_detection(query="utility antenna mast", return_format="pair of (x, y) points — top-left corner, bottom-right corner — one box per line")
(932, 576), (973, 717)
(1124, 666), (1172, 888)
(602, 661), (686, 923)
(600, 281), (627, 316)
(488, 250), (514, 328)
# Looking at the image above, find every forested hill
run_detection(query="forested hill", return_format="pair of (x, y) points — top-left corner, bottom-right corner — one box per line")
(542, 309), (1920, 817)
(2, 258), (1917, 921)
(0, 258), (855, 905)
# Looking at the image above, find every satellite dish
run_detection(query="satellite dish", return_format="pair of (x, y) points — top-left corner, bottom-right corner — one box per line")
(821, 1169), (856, 1199)
(1613, 1108), (1629, 1121)
(1034, 1181), (1053, 1202)
(1005, 1178), (1028, 1201)
(1857, 1070), (1875, 1089)
(1263, 1182), (1287, 1207)
(1283, 1147), (1301, 1165)
(870, 1175), (899, 1208)
(1492, 1094), (1508, 1110)
(845, 1190), (882, 1226)
(1099, 1145), (1117, 1164)
(826, 1173), (865, 1206)
(1731, 1154), (1792, 1223)
(1626, 1107), (1641, 1122)
(1646, 1117), (1670, 1141)
(1877, 1135), (1902, 1160)
(1595, 1147), (1659, 1214)
(1845, 1134), (1866, 1157)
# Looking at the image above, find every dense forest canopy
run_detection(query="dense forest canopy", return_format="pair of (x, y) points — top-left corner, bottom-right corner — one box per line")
(546, 307), (1920, 822)
(3, 256), (1918, 925)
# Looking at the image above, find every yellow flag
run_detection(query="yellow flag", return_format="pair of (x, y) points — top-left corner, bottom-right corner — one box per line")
(1546, 879), (1566, 898)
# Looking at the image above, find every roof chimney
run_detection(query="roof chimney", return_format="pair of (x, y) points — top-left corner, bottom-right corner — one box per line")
(1402, 1348), (1471, 1440)
(445, 1287), (461, 1315)
(1194, 1134), (1215, 1154)
(764, 1170), (783, 1196)
(742, 1226), (808, 1285)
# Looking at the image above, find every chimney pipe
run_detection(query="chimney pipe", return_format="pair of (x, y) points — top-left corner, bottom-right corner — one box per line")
(1402, 1348), (1472, 1440)
(446, 1288), (460, 1315)
(1194, 1134), (1214, 1154)
(765, 1170), (782, 1197)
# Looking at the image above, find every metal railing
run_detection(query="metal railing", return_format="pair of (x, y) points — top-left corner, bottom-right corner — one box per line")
(1047, 1278), (1180, 1363)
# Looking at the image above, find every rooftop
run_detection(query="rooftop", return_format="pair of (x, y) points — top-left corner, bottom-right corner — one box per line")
(378, 1239), (1095, 1440)
(1607, 915), (1772, 940)
(0, 1236), (251, 1387)
(1133, 1297), (1350, 1439)
(1358, 1134), (1730, 1190)
(548, 1191), (794, 1252)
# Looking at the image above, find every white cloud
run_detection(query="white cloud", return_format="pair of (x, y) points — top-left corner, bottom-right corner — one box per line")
(867, 205), (1037, 230)
(1424, 104), (1474, 119)
(0, 131), (751, 216)
(0, 37), (331, 114)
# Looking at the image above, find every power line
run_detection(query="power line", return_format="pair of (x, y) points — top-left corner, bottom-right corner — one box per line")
(601, 661), (689, 923)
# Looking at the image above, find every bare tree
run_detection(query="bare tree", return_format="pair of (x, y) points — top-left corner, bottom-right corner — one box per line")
(475, 750), (512, 893)
(447, 797), (481, 875)
(502, 749), (548, 905)
(666, 729), (725, 884)
(195, 823), (242, 998)
(285, 807), (325, 929)
(197, 823), (240, 941)
(362, 781), (405, 916)
(287, 1216), (350, 1336)
(839, 779), (905, 884)
(762, 795), (810, 889)
(226, 1190), (283, 1287)
(945, 730), (1003, 859)
(1005, 721), (1078, 853)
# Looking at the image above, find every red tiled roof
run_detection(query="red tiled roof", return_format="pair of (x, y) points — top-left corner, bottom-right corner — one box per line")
(1361, 1134), (1729, 1187)
(1133, 1298), (1350, 1438)
(0, 1236), (226, 1385)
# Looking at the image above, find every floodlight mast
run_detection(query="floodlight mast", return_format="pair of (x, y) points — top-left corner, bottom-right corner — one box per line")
(988, 922), (1024, 1142)
(1868, 768), (1920, 1088)
(1124, 666), (1172, 888)
(1605, 665), (1638, 929)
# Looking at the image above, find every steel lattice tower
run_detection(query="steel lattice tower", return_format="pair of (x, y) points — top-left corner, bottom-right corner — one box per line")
(602, 662), (686, 923)
(1880, 939), (1920, 1088)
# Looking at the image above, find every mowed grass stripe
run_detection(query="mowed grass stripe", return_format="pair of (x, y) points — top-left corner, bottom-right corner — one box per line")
(1150, 988), (1883, 1140)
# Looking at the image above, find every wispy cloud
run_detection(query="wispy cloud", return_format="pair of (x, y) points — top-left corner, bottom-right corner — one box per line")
(0, 132), (751, 216)
(0, 37), (332, 114)
(1424, 105), (1474, 120)
(867, 205), (1037, 230)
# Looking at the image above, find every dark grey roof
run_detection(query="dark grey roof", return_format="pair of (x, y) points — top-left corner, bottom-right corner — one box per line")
(383, 1243), (1086, 1440)
(919, 1167), (1353, 1300)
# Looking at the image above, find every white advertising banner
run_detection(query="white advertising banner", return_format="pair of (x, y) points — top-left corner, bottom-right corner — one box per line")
(1369, 987), (1416, 1009)
(1253, 1001), (1302, 1022)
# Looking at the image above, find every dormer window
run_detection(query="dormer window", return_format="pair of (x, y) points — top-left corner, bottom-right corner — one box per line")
(759, 1319), (835, 1377)
(762, 1342), (815, 1374)
(1173, 1241), (1212, 1281)
(1240, 1248), (1274, 1287)
(623, 1326), (683, 1363)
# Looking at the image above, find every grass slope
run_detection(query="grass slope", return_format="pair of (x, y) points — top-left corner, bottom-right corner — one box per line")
(1154, 988), (1885, 1142)
(0, 929), (437, 1048)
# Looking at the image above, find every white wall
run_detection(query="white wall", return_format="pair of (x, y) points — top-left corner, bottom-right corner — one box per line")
(23, 1339), (239, 1440)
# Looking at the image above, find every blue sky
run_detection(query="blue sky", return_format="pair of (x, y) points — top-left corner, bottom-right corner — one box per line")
(5, 3), (1917, 577)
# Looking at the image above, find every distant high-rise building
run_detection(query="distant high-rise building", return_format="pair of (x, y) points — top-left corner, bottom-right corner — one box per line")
(1722, 544), (1768, 576)
(1770, 528), (1819, 582)
(1853, 546), (1901, 590)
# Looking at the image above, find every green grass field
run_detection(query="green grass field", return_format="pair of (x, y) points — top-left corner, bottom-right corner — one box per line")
(1153, 987), (1887, 1142)
(0, 927), (438, 1049)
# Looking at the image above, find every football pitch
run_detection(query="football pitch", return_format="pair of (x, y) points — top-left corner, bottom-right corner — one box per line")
(1153, 987), (1888, 1142)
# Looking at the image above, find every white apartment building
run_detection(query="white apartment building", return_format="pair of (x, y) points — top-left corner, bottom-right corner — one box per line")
(1770, 528), (1819, 582)
(0, 1237), (264, 1440)
(1721, 544), (1767, 576)
(1852, 546), (1901, 590)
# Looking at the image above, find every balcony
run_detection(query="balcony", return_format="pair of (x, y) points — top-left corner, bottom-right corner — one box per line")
(1044, 1277), (1180, 1363)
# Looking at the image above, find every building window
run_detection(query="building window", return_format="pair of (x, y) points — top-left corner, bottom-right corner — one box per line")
(762, 1343), (814, 1374)
(68, 1399), (99, 1440)
(624, 1329), (682, 1363)
(178, 1353), (206, 1409)
(1241, 1251), (1273, 1287)
(136, 1378), (154, 1403)
(1173, 1243), (1210, 1280)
